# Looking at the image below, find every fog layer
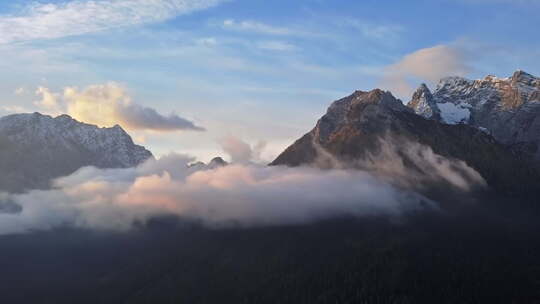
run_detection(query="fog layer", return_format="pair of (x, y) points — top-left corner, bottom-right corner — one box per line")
(0, 138), (487, 234)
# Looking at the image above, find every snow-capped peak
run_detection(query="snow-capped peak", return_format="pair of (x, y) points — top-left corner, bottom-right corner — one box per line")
(408, 70), (540, 163)
(0, 112), (152, 168)
(435, 76), (473, 92)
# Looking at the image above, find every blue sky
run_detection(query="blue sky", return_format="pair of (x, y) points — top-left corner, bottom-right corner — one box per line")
(1, 0), (539, 161)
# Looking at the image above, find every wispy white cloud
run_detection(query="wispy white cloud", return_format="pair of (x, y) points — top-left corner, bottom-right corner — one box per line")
(222, 19), (298, 36)
(14, 87), (25, 95)
(0, 105), (29, 114)
(339, 18), (404, 41)
(256, 40), (298, 51)
(0, 0), (226, 44)
(196, 37), (218, 47)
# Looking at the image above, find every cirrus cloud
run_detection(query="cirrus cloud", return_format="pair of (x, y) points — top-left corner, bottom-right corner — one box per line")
(222, 19), (295, 36)
(256, 40), (298, 51)
(0, 0), (226, 44)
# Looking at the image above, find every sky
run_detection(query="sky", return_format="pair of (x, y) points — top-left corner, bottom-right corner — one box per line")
(0, 0), (539, 162)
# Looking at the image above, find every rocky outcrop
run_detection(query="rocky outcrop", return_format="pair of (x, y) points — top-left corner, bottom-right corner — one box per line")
(408, 84), (441, 120)
(0, 112), (153, 193)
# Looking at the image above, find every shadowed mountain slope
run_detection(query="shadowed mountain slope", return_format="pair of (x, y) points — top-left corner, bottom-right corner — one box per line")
(272, 89), (540, 197)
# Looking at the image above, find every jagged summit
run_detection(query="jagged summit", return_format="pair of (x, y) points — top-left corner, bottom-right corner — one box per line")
(435, 76), (473, 92)
(328, 89), (399, 113)
(418, 83), (430, 90)
(408, 83), (441, 120)
(511, 70), (538, 85)
(0, 112), (153, 192)
(407, 70), (540, 162)
(6, 112), (125, 131)
(326, 89), (408, 119)
(431, 70), (539, 96)
(313, 89), (410, 144)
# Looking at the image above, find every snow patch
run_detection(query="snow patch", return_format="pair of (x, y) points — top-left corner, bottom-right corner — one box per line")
(437, 102), (471, 124)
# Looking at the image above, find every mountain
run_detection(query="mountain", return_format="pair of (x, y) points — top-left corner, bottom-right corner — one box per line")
(408, 83), (441, 121)
(271, 89), (540, 196)
(0, 112), (152, 193)
(188, 157), (229, 170)
(408, 70), (540, 163)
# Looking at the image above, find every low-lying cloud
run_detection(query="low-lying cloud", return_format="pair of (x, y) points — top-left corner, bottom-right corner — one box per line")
(357, 137), (486, 192)
(0, 136), (491, 235)
(35, 83), (204, 132)
(0, 153), (435, 235)
(310, 135), (486, 194)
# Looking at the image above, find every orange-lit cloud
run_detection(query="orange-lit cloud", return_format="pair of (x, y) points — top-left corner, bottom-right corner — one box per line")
(35, 83), (205, 132)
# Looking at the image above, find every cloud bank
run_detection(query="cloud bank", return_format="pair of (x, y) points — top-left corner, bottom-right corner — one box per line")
(35, 83), (204, 132)
(0, 154), (434, 235)
(0, 136), (491, 235)
(0, 0), (226, 44)
(382, 45), (471, 98)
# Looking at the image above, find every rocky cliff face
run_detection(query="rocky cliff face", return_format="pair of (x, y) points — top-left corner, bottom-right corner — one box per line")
(408, 84), (441, 121)
(271, 89), (540, 196)
(408, 70), (540, 162)
(0, 112), (153, 193)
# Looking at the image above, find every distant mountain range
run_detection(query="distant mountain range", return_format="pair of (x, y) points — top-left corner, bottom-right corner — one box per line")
(272, 71), (540, 197)
(1, 70), (539, 198)
(0, 113), (152, 193)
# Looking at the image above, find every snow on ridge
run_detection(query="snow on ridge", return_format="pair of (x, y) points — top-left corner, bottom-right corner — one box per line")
(0, 112), (152, 167)
(437, 102), (471, 124)
(436, 76), (473, 91)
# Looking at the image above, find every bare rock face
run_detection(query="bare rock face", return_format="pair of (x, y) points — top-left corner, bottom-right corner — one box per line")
(408, 70), (540, 163)
(0, 112), (153, 193)
(272, 89), (412, 167)
(272, 89), (540, 196)
(408, 84), (441, 120)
